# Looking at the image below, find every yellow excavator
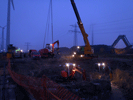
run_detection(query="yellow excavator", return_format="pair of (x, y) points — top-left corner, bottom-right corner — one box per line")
(70, 0), (96, 59)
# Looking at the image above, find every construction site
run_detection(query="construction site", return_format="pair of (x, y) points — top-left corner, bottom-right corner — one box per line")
(0, 48), (133, 100)
(0, 0), (133, 100)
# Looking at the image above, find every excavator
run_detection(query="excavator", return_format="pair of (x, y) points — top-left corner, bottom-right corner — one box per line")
(39, 40), (59, 58)
(61, 63), (86, 81)
(70, 0), (96, 59)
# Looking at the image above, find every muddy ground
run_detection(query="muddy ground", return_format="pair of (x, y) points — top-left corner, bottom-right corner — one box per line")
(0, 54), (133, 100)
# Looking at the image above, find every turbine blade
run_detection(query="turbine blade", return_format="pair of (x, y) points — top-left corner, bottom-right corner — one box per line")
(11, 0), (15, 10)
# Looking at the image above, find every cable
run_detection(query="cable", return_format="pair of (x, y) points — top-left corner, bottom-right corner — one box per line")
(94, 30), (133, 34)
(94, 18), (133, 26)
(94, 26), (133, 31)
(43, 0), (51, 48)
(54, 31), (70, 40)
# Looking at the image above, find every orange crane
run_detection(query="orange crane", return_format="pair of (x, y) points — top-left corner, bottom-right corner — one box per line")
(70, 0), (94, 59)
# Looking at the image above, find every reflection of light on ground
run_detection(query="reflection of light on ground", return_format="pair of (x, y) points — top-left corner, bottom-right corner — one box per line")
(99, 75), (101, 79)
(110, 83), (126, 100)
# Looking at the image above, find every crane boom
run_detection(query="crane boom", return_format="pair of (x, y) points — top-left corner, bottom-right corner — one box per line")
(70, 0), (93, 55)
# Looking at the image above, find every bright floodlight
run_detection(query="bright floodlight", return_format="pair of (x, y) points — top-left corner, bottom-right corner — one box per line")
(74, 52), (76, 55)
(50, 44), (52, 46)
(72, 55), (74, 57)
(66, 63), (69, 67)
(80, 55), (84, 57)
(102, 63), (105, 66)
(21, 50), (23, 52)
(73, 63), (76, 67)
(77, 46), (80, 49)
(98, 63), (101, 66)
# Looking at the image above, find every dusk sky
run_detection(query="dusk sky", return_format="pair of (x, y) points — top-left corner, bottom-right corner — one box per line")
(0, 0), (133, 51)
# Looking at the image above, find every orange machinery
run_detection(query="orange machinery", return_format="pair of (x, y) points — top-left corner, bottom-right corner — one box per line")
(61, 63), (86, 80)
(39, 40), (59, 58)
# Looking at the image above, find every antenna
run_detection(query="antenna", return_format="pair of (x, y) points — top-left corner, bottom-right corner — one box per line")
(6, 0), (15, 51)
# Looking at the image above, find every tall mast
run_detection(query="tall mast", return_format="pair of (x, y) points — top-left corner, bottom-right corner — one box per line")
(51, 0), (53, 43)
(6, 0), (15, 51)
(6, 0), (11, 51)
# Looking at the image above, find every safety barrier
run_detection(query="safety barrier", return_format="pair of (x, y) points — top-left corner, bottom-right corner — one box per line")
(7, 59), (82, 100)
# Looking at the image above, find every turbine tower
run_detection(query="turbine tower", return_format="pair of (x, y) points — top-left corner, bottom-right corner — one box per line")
(6, 0), (15, 51)
(0, 25), (6, 51)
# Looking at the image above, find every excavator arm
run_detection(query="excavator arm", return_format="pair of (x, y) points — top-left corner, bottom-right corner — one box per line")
(52, 40), (59, 53)
(70, 0), (93, 55)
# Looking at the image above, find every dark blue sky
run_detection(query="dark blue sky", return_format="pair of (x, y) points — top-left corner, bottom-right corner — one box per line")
(0, 0), (133, 51)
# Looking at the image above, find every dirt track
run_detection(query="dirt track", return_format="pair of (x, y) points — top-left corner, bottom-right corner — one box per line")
(1, 54), (133, 100)
(8, 55), (133, 100)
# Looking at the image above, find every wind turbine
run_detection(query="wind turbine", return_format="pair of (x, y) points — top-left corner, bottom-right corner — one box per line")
(6, 0), (15, 51)
(0, 25), (6, 52)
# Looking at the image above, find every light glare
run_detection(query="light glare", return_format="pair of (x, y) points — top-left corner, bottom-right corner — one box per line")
(77, 46), (80, 49)
(102, 63), (105, 66)
(98, 63), (101, 66)
(73, 63), (76, 67)
(66, 63), (69, 67)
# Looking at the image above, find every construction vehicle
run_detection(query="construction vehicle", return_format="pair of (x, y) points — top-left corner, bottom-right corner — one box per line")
(7, 44), (24, 58)
(61, 63), (86, 80)
(29, 49), (37, 57)
(39, 40), (59, 58)
(29, 49), (41, 59)
(112, 35), (133, 54)
(112, 35), (132, 48)
(70, 0), (95, 59)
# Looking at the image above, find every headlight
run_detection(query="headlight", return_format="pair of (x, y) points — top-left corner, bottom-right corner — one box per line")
(72, 55), (75, 57)
(102, 63), (105, 66)
(77, 46), (80, 49)
(73, 63), (76, 67)
(98, 63), (101, 66)
(74, 52), (76, 55)
(66, 63), (69, 67)
(80, 55), (84, 57)
(97, 63), (105, 67)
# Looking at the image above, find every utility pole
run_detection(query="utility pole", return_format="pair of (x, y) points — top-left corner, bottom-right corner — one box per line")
(25, 42), (30, 52)
(0, 26), (6, 52)
(69, 23), (80, 46)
